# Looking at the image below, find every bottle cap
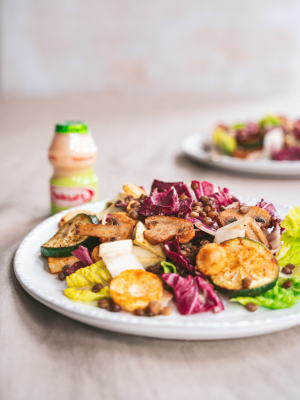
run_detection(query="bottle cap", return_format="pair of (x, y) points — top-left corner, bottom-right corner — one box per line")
(55, 121), (89, 134)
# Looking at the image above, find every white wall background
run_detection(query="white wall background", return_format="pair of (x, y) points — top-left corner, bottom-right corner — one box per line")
(1, 0), (300, 99)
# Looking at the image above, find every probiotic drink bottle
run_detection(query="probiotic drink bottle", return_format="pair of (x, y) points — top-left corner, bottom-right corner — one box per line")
(48, 121), (98, 214)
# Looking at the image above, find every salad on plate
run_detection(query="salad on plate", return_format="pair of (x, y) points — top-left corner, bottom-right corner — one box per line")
(40, 179), (300, 317)
(213, 115), (300, 161)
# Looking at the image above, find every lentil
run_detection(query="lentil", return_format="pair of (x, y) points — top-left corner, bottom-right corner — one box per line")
(131, 201), (140, 208)
(91, 283), (103, 293)
(200, 195), (209, 203)
(109, 303), (121, 312)
(191, 182), (199, 190)
(190, 211), (199, 218)
(282, 280), (292, 289)
(282, 266), (292, 275)
(161, 306), (172, 316)
(134, 309), (145, 316)
(128, 209), (139, 220)
(245, 303), (258, 312)
(179, 194), (187, 201)
(58, 272), (65, 281)
(242, 277), (252, 289)
(239, 205), (249, 214)
(200, 239), (210, 246)
(98, 299), (110, 309)
(203, 217), (213, 225)
(219, 205), (226, 211)
(204, 205), (211, 212)
(149, 301), (162, 315)
(286, 264), (295, 270)
(62, 265), (71, 274)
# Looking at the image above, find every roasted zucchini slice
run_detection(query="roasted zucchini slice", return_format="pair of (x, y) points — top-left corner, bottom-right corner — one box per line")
(41, 213), (99, 257)
(210, 238), (279, 297)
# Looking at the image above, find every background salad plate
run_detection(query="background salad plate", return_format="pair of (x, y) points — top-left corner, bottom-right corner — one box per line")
(14, 199), (300, 340)
(182, 132), (300, 178)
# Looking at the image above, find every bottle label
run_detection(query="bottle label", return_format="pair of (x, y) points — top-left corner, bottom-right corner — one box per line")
(50, 185), (96, 208)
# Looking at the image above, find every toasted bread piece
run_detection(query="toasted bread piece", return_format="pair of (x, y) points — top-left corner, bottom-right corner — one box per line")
(144, 216), (195, 245)
(59, 210), (95, 228)
(110, 269), (163, 312)
(76, 213), (136, 242)
(48, 256), (79, 274)
(133, 221), (166, 258)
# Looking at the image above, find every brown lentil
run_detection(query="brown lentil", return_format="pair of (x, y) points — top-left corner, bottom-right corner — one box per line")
(149, 301), (162, 315)
(139, 194), (147, 201)
(200, 195), (209, 203)
(161, 306), (172, 316)
(58, 272), (65, 281)
(146, 264), (163, 275)
(190, 211), (199, 218)
(219, 205), (226, 211)
(62, 265), (71, 274)
(245, 303), (258, 312)
(109, 303), (121, 312)
(239, 205), (249, 214)
(242, 277), (252, 289)
(200, 239), (210, 246)
(282, 280), (292, 289)
(191, 182), (199, 190)
(192, 245), (199, 252)
(204, 205), (211, 212)
(134, 309), (145, 316)
(286, 264), (295, 270)
(131, 201), (140, 208)
(91, 283), (103, 293)
(98, 299), (110, 309)
(207, 211), (217, 220)
(281, 266), (292, 275)
(203, 217), (213, 225)
(145, 308), (155, 317)
(199, 211), (207, 217)
(179, 194), (187, 201)
(194, 202), (202, 207)
(128, 209), (139, 220)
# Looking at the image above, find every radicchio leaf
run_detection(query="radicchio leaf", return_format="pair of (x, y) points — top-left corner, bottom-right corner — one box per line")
(186, 215), (217, 236)
(67, 261), (86, 275)
(151, 179), (193, 198)
(162, 273), (224, 315)
(139, 187), (179, 216)
(255, 198), (282, 228)
(71, 245), (93, 266)
(191, 180), (215, 199)
(177, 197), (193, 217)
(164, 237), (195, 273)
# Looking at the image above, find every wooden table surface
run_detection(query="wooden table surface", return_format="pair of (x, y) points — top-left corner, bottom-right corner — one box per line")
(1, 94), (300, 400)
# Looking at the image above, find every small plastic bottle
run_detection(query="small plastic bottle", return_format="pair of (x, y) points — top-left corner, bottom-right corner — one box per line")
(48, 121), (98, 214)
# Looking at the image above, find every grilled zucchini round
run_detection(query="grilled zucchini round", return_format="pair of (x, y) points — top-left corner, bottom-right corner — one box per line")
(210, 238), (279, 297)
(41, 213), (99, 257)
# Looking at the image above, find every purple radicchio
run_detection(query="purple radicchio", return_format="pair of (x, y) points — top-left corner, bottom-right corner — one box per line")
(139, 187), (179, 216)
(255, 199), (282, 229)
(164, 237), (195, 274)
(68, 245), (94, 275)
(162, 273), (224, 315)
(177, 197), (193, 218)
(191, 181), (233, 211)
(151, 179), (193, 198)
(186, 215), (217, 236)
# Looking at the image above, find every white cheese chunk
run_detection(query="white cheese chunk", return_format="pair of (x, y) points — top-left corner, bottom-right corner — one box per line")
(214, 217), (250, 244)
(99, 240), (144, 278)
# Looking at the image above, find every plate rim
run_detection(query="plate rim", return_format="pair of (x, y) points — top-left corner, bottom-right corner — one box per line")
(14, 200), (300, 340)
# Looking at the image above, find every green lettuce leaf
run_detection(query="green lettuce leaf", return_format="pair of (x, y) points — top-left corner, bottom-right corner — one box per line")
(161, 261), (177, 273)
(231, 277), (300, 309)
(276, 206), (300, 267)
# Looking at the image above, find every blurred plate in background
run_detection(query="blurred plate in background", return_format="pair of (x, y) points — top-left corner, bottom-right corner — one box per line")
(182, 132), (300, 178)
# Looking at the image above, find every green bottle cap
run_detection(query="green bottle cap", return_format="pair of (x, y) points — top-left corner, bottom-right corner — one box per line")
(55, 120), (89, 134)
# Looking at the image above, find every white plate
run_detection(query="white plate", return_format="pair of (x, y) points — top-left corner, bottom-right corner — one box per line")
(14, 199), (300, 340)
(182, 132), (300, 178)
